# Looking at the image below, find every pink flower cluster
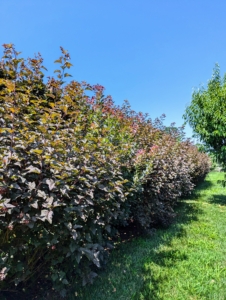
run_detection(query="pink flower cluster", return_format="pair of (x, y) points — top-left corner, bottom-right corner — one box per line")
(93, 84), (105, 92)
(149, 145), (159, 153)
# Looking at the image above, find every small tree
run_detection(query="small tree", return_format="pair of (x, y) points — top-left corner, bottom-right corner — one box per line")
(183, 64), (226, 167)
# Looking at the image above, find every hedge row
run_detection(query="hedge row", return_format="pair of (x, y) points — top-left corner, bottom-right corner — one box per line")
(0, 44), (211, 296)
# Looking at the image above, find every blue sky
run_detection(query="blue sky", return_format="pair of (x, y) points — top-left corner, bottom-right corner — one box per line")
(1, 0), (226, 138)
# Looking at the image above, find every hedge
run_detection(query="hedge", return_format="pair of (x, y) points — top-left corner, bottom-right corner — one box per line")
(0, 44), (211, 296)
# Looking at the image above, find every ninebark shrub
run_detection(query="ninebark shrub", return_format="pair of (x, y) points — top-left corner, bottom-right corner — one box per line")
(0, 44), (211, 296)
(130, 120), (211, 228)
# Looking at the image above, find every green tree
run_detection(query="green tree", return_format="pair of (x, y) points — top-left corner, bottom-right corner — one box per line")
(183, 64), (226, 166)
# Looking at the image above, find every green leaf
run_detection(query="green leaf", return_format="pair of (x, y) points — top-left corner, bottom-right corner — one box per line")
(62, 279), (69, 285)
(45, 179), (56, 191)
(65, 62), (73, 68)
(69, 243), (76, 253)
(24, 166), (41, 174)
(28, 182), (36, 190)
(46, 210), (53, 224)
(64, 73), (72, 77)
(32, 149), (43, 154)
(54, 59), (62, 64)
(51, 274), (58, 281)
(30, 199), (38, 209)
(10, 183), (21, 190)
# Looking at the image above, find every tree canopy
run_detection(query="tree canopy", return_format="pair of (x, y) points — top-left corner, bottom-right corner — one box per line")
(183, 64), (226, 165)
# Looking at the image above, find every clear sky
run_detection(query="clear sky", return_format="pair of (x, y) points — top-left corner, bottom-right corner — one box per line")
(1, 0), (226, 138)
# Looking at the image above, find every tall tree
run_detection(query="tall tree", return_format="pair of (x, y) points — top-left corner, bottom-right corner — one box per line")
(183, 64), (226, 166)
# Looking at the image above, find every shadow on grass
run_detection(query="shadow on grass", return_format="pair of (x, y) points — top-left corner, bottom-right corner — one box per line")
(195, 177), (214, 189)
(131, 186), (206, 300)
(193, 178), (214, 194)
(209, 194), (226, 206)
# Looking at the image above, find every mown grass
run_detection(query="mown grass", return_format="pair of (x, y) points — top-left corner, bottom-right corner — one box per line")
(71, 172), (226, 300)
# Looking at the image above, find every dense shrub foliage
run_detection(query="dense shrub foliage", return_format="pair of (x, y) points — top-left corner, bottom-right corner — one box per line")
(130, 122), (210, 228)
(0, 44), (211, 296)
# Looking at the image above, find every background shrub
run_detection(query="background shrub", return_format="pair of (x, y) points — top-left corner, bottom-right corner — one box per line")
(128, 120), (211, 228)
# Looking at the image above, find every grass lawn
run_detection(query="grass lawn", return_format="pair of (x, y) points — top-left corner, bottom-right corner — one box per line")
(72, 172), (226, 300)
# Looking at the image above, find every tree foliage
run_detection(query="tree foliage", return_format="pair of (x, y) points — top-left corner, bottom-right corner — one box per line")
(184, 64), (226, 165)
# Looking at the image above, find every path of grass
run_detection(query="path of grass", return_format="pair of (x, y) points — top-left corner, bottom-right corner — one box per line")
(72, 172), (226, 300)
